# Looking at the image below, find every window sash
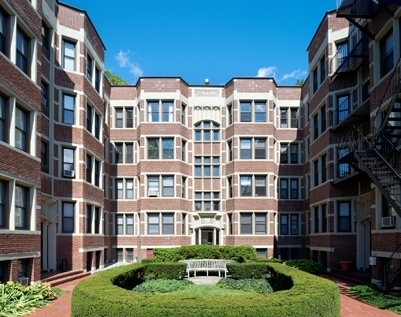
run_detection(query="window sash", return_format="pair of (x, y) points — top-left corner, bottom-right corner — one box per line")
(62, 203), (74, 233)
(15, 107), (27, 151)
(116, 214), (123, 234)
(254, 139), (266, 159)
(280, 214), (288, 235)
(0, 10), (6, 54)
(162, 176), (174, 197)
(63, 94), (75, 125)
(240, 176), (252, 196)
(63, 40), (75, 70)
(126, 108), (133, 128)
(126, 179), (133, 199)
(148, 102), (159, 122)
(115, 108), (123, 128)
(148, 214), (159, 234)
(126, 215), (134, 234)
(16, 30), (28, 73)
(162, 213), (174, 234)
(280, 179), (288, 199)
(162, 102), (173, 122)
(254, 102), (266, 122)
(240, 102), (251, 122)
(255, 177), (266, 196)
(162, 138), (174, 159)
(148, 139), (159, 159)
(240, 213), (252, 234)
(255, 214), (266, 234)
(240, 139), (251, 159)
(126, 143), (133, 163)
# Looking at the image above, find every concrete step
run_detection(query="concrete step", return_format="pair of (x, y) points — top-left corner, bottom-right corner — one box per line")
(42, 270), (90, 287)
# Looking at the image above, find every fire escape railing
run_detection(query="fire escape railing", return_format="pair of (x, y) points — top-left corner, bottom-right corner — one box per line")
(333, 79), (370, 127)
(373, 57), (401, 140)
(385, 242), (401, 292)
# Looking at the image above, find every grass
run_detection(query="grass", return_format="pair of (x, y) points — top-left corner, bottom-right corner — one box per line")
(348, 284), (401, 314)
(164, 285), (253, 296)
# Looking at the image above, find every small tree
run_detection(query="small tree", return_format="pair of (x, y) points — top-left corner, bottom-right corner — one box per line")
(295, 79), (305, 86)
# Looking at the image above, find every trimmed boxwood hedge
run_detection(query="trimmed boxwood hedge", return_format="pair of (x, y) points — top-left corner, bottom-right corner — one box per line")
(71, 262), (340, 317)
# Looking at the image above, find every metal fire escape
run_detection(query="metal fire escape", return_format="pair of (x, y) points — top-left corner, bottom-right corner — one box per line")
(336, 0), (401, 292)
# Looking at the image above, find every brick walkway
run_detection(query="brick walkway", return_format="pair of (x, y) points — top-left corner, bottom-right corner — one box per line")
(27, 275), (400, 317)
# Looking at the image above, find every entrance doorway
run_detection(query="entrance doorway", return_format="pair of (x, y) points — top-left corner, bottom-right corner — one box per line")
(194, 227), (220, 245)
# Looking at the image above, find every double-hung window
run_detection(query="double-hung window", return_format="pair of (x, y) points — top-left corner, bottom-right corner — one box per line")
(240, 101), (266, 122)
(15, 107), (28, 152)
(62, 202), (74, 233)
(240, 213), (267, 234)
(148, 101), (174, 122)
(63, 40), (75, 71)
(279, 178), (299, 200)
(41, 140), (49, 173)
(63, 94), (75, 125)
(147, 176), (174, 197)
(0, 94), (5, 142)
(41, 23), (50, 60)
(86, 54), (93, 82)
(14, 186), (27, 229)
(381, 29), (394, 77)
(0, 181), (5, 228)
(62, 148), (75, 178)
(338, 201), (351, 232)
(16, 29), (28, 74)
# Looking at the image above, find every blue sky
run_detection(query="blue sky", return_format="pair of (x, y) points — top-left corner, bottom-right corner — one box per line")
(64, 0), (336, 86)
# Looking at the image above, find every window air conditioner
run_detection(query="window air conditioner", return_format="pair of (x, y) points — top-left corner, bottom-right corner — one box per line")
(291, 229), (299, 235)
(63, 169), (75, 178)
(382, 216), (395, 227)
(148, 190), (159, 197)
(41, 96), (47, 106)
(18, 277), (29, 286)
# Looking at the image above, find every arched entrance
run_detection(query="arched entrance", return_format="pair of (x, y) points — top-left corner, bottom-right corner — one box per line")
(192, 214), (223, 245)
(194, 227), (221, 245)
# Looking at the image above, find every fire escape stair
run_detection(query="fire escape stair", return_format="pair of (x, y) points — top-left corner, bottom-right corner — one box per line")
(354, 149), (401, 218)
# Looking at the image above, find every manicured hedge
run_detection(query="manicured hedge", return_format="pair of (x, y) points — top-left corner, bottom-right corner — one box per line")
(71, 262), (340, 317)
(144, 262), (186, 280)
(152, 245), (256, 262)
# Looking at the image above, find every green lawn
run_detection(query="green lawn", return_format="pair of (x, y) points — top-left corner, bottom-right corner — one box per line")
(164, 285), (254, 296)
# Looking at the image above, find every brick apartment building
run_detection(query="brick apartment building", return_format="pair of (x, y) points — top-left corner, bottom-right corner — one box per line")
(0, 0), (400, 289)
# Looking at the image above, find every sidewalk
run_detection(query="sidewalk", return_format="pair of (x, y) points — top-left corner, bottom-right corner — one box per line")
(28, 275), (400, 317)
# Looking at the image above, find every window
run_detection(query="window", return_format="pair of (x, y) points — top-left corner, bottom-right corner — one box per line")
(126, 248), (133, 262)
(0, 261), (7, 283)
(0, 94), (5, 142)
(313, 113), (319, 139)
(14, 186), (27, 229)
(321, 154), (327, 183)
(280, 107), (299, 128)
(337, 40), (348, 67)
(181, 140), (186, 162)
(86, 104), (93, 132)
(115, 214), (134, 235)
(62, 147), (75, 178)
(338, 201), (351, 232)
(86, 155), (92, 183)
(321, 205), (327, 233)
(314, 160), (319, 186)
(280, 214), (299, 235)
(320, 55), (326, 84)
(86, 54), (93, 82)
(227, 140), (233, 161)
(195, 192), (220, 211)
(94, 207), (100, 234)
(116, 248), (123, 262)
(240, 101), (266, 122)
(314, 206), (319, 233)
(40, 81), (49, 117)
(182, 213), (187, 235)
(181, 103), (186, 125)
(63, 40), (75, 71)
(148, 100), (174, 122)
(95, 67), (100, 92)
(279, 178), (299, 199)
(227, 177), (233, 198)
(114, 178), (134, 199)
(194, 156), (220, 177)
(227, 104), (233, 125)
(147, 213), (175, 235)
(194, 121), (219, 141)
(41, 140), (49, 173)
(95, 160), (101, 186)
(62, 202), (74, 233)
(240, 213), (267, 234)
(280, 143), (298, 164)
(381, 29), (394, 77)
(337, 94), (349, 124)
(126, 143), (133, 163)
(0, 9), (6, 55)
(0, 181), (5, 228)
(40, 22), (50, 59)
(337, 148), (351, 178)
(147, 175), (174, 197)
(86, 205), (92, 233)
(62, 94), (75, 125)
(15, 107), (28, 152)
(114, 142), (134, 164)
(240, 138), (267, 159)
(148, 138), (174, 159)
(16, 29), (29, 74)
(181, 176), (186, 198)
(114, 107), (133, 128)
(320, 105), (326, 132)
(312, 68), (318, 93)
(239, 175), (267, 197)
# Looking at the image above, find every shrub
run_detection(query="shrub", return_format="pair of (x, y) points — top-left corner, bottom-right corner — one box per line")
(132, 279), (194, 294)
(284, 259), (323, 274)
(217, 278), (273, 294)
(144, 263), (186, 280)
(254, 257), (284, 263)
(72, 262), (340, 317)
(0, 281), (60, 317)
(152, 245), (257, 262)
(227, 263), (270, 280)
(141, 258), (155, 264)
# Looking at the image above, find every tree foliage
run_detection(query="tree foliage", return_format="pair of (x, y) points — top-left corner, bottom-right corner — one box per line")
(105, 70), (128, 85)
(295, 79), (305, 86)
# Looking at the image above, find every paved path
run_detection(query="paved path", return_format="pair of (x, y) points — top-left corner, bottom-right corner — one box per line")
(28, 275), (400, 317)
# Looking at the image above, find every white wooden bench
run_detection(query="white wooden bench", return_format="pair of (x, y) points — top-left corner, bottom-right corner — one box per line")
(179, 259), (234, 278)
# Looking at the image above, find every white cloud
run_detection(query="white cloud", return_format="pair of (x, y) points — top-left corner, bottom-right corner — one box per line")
(115, 50), (143, 78)
(256, 67), (277, 78)
(279, 69), (307, 82)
